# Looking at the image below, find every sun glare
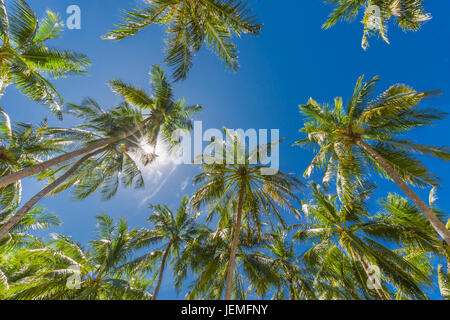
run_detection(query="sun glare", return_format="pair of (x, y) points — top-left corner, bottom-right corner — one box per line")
(139, 139), (181, 169)
(140, 142), (154, 155)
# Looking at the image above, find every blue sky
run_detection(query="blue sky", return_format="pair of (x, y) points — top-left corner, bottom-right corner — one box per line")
(3, 0), (450, 299)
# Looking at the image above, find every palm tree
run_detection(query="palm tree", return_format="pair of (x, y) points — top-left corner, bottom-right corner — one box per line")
(175, 207), (278, 300)
(293, 183), (432, 300)
(264, 228), (316, 300)
(190, 129), (303, 300)
(0, 65), (201, 190)
(0, 103), (148, 240)
(0, 206), (60, 299)
(0, 109), (66, 215)
(0, 206), (60, 248)
(0, 66), (201, 239)
(121, 196), (205, 300)
(322, 0), (431, 50)
(296, 75), (450, 244)
(6, 214), (152, 300)
(379, 191), (449, 299)
(307, 250), (376, 299)
(0, 1), (90, 114)
(36, 100), (157, 201)
(105, 0), (262, 81)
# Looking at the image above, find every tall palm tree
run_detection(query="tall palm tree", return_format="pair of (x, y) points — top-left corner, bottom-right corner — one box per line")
(36, 100), (157, 201)
(0, 0), (90, 114)
(293, 183), (432, 300)
(175, 207), (278, 300)
(0, 66), (201, 239)
(191, 129), (303, 300)
(6, 214), (153, 300)
(323, 0), (431, 50)
(0, 103), (148, 240)
(263, 228), (316, 300)
(105, 0), (262, 81)
(0, 65), (201, 189)
(121, 196), (205, 300)
(296, 75), (450, 244)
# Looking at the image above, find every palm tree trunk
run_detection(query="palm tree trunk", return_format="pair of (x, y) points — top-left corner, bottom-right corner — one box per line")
(224, 186), (245, 300)
(0, 147), (107, 240)
(152, 242), (172, 300)
(356, 139), (450, 245)
(354, 251), (389, 300)
(0, 118), (152, 189)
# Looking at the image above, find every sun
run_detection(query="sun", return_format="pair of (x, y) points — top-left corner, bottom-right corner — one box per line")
(139, 139), (181, 168)
(139, 141), (154, 155)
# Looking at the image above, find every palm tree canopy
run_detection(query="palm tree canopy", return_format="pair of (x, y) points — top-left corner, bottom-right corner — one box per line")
(0, 0), (90, 115)
(0, 109), (66, 214)
(376, 191), (447, 252)
(379, 190), (449, 299)
(109, 65), (203, 149)
(0, 205), (60, 299)
(105, 0), (262, 81)
(122, 196), (206, 274)
(293, 183), (433, 299)
(38, 65), (201, 200)
(39, 100), (155, 200)
(147, 196), (206, 253)
(174, 208), (278, 300)
(323, 0), (431, 49)
(113, 196), (206, 300)
(296, 75), (450, 201)
(191, 128), (303, 232)
(263, 228), (317, 300)
(4, 214), (153, 300)
(0, 206), (60, 251)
